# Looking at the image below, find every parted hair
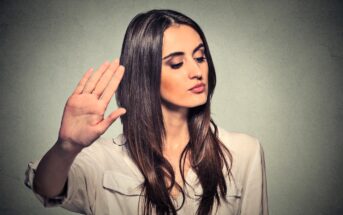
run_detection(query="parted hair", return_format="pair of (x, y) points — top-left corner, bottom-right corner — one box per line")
(116, 9), (232, 215)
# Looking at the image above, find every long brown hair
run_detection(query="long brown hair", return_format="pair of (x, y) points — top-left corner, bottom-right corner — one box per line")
(116, 9), (232, 215)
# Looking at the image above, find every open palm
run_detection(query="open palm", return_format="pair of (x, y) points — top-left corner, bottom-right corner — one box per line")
(58, 59), (126, 149)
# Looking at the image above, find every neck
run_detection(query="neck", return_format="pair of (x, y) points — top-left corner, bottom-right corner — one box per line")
(161, 102), (189, 152)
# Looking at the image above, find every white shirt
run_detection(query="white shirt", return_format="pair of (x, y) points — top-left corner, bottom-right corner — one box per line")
(25, 127), (268, 214)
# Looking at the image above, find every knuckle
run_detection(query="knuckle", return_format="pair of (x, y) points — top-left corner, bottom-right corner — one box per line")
(66, 96), (77, 107)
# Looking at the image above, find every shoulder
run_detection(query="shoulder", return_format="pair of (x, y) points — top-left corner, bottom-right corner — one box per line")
(216, 127), (267, 186)
(78, 135), (124, 161)
(81, 134), (126, 155)
(217, 127), (261, 150)
(74, 134), (139, 174)
(216, 126), (263, 162)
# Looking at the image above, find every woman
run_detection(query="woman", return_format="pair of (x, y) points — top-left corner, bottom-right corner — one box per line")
(25, 9), (268, 215)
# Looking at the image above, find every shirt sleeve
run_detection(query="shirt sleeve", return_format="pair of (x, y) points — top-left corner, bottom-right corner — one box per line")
(240, 139), (269, 215)
(24, 152), (98, 215)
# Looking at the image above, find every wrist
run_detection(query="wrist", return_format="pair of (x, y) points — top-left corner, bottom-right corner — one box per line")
(55, 138), (84, 157)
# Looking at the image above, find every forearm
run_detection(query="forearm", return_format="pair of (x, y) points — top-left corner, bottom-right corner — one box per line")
(33, 139), (83, 198)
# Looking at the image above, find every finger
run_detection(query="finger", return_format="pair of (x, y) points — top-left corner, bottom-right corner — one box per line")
(92, 59), (120, 98)
(72, 68), (94, 95)
(100, 65), (125, 106)
(82, 61), (111, 94)
(96, 108), (126, 134)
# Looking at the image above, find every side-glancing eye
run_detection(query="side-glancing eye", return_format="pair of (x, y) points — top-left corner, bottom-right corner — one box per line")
(195, 56), (206, 63)
(170, 62), (183, 69)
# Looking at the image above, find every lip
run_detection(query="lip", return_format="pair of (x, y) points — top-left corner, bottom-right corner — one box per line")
(189, 83), (206, 93)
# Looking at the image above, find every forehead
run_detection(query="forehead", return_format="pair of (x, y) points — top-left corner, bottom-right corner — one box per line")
(162, 24), (203, 55)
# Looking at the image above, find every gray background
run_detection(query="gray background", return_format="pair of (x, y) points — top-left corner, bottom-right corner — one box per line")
(1, 0), (342, 214)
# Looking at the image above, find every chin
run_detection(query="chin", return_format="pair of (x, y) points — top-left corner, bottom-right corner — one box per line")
(184, 97), (208, 108)
(161, 91), (209, 108)
(188, 102), (207, 108)
(161, 97), (208, 110)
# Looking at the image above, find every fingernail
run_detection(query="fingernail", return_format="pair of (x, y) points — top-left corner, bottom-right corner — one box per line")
(113, 58), (119, 65)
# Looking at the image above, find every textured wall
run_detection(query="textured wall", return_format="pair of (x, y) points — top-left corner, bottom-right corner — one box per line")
(0, 0), (342, 214)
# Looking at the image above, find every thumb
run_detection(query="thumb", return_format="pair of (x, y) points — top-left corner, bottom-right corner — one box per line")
(96, 108), (126, 134)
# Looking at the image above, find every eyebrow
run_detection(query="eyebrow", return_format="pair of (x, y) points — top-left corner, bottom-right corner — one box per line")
(162, 43), (205, 60)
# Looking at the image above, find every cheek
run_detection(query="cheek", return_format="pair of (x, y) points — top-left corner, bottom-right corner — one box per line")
(202, 64), (209, 81)
(160, 77), (173, 92)
(160, 74), (182, 97)
(160, 68), (192, 105)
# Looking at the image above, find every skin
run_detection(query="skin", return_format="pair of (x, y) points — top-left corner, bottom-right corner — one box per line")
(33, 60), (126, 197)
(161, 24), (208, 109)
(160, 24), (209, 198)
(33, 24), (209, 200)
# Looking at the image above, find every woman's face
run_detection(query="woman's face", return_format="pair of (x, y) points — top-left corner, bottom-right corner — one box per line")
(160, 24), (209, 109)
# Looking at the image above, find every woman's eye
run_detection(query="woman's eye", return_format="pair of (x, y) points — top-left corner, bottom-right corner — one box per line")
(170, 62), (183, 69)
(195, 56), (206, 63)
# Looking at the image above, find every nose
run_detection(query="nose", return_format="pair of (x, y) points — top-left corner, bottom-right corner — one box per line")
(187, 58), (202, 80)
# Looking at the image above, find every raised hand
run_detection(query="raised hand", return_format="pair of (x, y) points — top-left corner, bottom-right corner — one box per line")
(58, 59), (126, 152)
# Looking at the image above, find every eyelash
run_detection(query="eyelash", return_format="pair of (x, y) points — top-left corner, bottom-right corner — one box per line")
(170, 56), (206, 69)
